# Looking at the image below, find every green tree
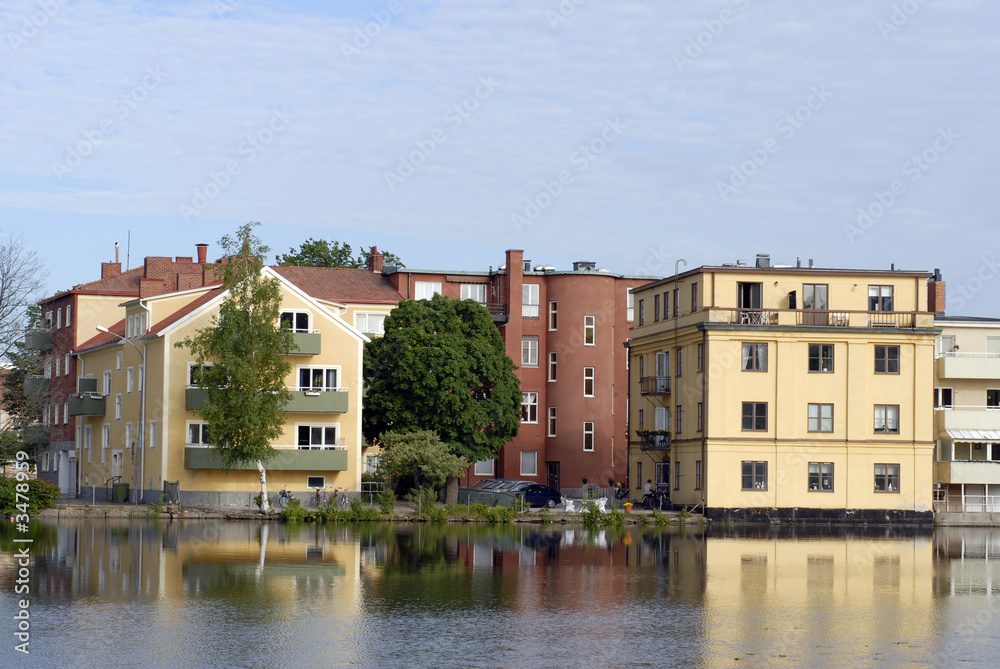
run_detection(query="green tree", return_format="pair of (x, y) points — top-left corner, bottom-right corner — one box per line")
(276, 238), (404, 269)
(175, 222), (294, 513)
(363, 295), (521, 485)
(376, 430), (468, 493)
(0, 306), (43, 473)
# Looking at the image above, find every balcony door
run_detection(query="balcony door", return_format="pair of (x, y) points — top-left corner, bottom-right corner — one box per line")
(655, 352), (669, 392)
(803, 284), (828, 326)
(737, 282), (764, 324)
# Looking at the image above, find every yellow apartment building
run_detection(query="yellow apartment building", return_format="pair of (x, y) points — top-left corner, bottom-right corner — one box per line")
(627, 256), (938, 523)
(72, 264), (398, 506)
(932, 316), (1000, 516)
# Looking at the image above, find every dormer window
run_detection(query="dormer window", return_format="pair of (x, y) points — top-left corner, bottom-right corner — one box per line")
(280, 311), (310, 333)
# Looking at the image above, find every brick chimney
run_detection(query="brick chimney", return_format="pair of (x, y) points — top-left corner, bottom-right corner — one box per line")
(101, 262), (121, 279)
(368, 246), (384, 274)
(928, 268), (946, 315)
(196, 243), (208, 264)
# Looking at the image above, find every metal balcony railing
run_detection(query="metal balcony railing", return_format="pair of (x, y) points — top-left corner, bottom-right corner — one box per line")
(639, 376), (671, 395)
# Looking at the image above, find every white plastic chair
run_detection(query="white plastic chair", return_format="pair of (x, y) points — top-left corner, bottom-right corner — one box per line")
(562, 497), (578, 513)
(595, 497), (608, 513)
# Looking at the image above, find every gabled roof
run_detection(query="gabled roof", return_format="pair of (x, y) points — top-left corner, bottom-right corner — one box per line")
(271, 266), (402, 304)
(74, 319), (127, 354)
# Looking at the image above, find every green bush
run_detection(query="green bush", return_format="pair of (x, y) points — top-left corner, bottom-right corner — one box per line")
(601, 509), (625, 527)
(281, 497), (308, 522)
(0, 477), (61, 515)
(377, 487), (397, 516)
(581, 500), (602, 526)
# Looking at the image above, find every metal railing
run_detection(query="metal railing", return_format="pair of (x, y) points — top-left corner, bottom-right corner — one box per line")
(639, 376), (671, 395)
(710, 308), (922, 328)
(935, 496), (1000, 513)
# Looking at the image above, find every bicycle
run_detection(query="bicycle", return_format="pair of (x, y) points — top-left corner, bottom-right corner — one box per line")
(275, 486), (293, 510)
(335, 488), (349, 508)
(311, 486), (332, 508)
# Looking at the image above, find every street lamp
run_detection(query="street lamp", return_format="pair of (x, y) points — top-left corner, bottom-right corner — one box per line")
(96, 325), (147, 505)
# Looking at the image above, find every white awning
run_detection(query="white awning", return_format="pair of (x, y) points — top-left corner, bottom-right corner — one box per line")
(946, 429), (1000, 443)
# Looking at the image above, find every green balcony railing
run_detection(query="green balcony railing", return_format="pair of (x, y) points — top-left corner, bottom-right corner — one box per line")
(24, 376), (50, 396)
(288, 331), (321, 355)
(68, 394), (106, 417)
(287, 389), (349, 413)
(25, 330), (52, 350)
(186, 387), (208, 411)
(184, 447), (348, 471)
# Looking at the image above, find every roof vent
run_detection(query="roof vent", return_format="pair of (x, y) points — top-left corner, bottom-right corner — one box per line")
(755, 253), (770, 268)
(736, 259), (747, 267)
(573, 261), (597, 271)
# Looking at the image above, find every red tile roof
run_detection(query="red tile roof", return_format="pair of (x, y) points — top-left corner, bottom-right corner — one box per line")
(271, 266), (402, 304)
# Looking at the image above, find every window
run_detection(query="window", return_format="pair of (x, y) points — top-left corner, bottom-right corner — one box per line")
(655, 351), (669, 383)
(297, 425), (339, 449)
(127, 366), (134, 394)
(808, 404), (834, 432)
(547, 407), (557, 436)
(188, 362), (213, 387)
(355, 313), (386, 335)
(583, 367), (595, 397)
(675, 347), (684, 377)
(84, 425), (92, 465)
(626, 292), (634, 323)
(548, 301), (558, 330)
(874, 463), (900, 492)
(697, 402), (704, 432)
(64, 353), (70, 376)
(934, 388), (954, 408)
(584, 315), (595, 345)
(65, 305), (71, 327)
(676, 405), (683, 435)
(299, 367), (339, 390)
(874, 404), (900, 434)
(869, 285), (894, 312)
(808, 344), (834, 372)
(548, 352), (557, 382)
(415, 281), (442, 300)
(365, 455), (380, 475)
(583, 422), (594, 451)
(655, 461), (669, 486)
(56, 308), (62, 329)
(103, 371), (111, 396)
(125, 422), (133, 451)
(742, 402), (767, 431)
(127, 315), (133, 338)
(637, 461), (643, 488)
(809, 462), (834, 491)
(188, 422), (211, 445)
(521, 392), (538, 423)
(520, 450), (538, 477)
(673, 288), (679, 317)
(742, 461), (767, 490)
(138, 365), (144, 393)
(116, 351), (123, 371)
(460, 283), (487, 303)
(42, 405), (50, 426)
(742, 343), (767, 371)
(521, 337), (539, 367)
(474, 459), (494, 476)
(638, 299), (645, 326)
(695, 460), (703, 490)
(149, 420), (157, 450)
(115, 394), (122, 421)
(803, 284), (828, 311)
(53, 404), (59, 425)
(102, 424), (110, 465)
(280, 310), (310, 332)
(674, 461), (681, 490)
(874, 345), (900, 374)
(663, 291), (670, 319)
(654, 294), (660, 322)
(522, 284), (539, 318)
(55, 356), (60, 378)
(697, 343), (704, 373)
(63, 402), (68, 424)
(691, 283), (698, 312)
(638, 408), (644, 430)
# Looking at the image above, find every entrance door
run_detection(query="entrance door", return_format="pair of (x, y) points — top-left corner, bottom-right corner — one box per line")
(803, 284), (828, 326)
(112, 450), (124, 478)
(546, 462), (560, 491)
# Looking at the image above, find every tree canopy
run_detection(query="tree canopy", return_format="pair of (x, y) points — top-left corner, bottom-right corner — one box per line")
(276, 238), (404, 269)
(376, 430), (468, 491)
(176, 222), (294, 471)
(363, 294), (520, 463)
(0, 233), (46, 362)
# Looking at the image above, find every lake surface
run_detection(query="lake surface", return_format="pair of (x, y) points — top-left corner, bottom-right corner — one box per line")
(2, 519), (999, 668)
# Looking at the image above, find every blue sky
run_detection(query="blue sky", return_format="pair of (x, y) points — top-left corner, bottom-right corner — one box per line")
(2, 0), (998, 314)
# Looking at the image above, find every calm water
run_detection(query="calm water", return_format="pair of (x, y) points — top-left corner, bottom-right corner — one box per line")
(1, 519), (999, 668)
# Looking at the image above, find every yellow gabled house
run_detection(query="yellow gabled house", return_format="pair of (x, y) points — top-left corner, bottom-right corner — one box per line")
(627, 256), (938, 523)
(72, 264), (399, 506)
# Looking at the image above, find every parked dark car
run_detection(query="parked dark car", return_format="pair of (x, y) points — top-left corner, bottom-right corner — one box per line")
(509, 482), (561, 508)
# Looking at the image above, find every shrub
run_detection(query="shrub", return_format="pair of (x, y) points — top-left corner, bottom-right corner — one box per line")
(0, 477), (61, 515)
(601, 509), (625, 527)
(581, 500), (602, 526)
(377, 487), (397, 516)
(281, 497), (307, 522)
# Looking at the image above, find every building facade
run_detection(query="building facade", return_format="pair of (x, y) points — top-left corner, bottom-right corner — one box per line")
(627, 257), (938, 522)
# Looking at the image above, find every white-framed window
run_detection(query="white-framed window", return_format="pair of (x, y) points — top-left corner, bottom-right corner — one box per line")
(85, 425), (92, 465)
(125, 422), (133, 451)
(415, 281), (442, 300)
(583, 421), (594, 451)
(808, 403), (834, 432)
(64, 402), (69, 424)
(102, 424), (110, 465)
(43, 359), (50, 379)
(188, 422), (211, 446)
(53, 404), (59, 425)
(188, 362), (214, 387)
(365, 454), (380, 475)
(296, 424), (339, 449)
(548, 352), (557, 382)
(116, 351), (123, 371)
(520, 450), (538, 477)
(547, 407), (557, 437)
(279, 310), (310, 332)
(584, 315), (595, 345)
(127, 366), (134, 394)
(474, 459), (495, 476)
(55, 356), (60, 377)
(127, 315), (133, 338)
(138, 365), (144, 393)
(103, 370), (112, 396)
(522, 284), (540, 318)
(298, 366), (340, 390)
(934, 388), (954, 408)
(521, 336), (539, 367)
(548, 301), (558, 330)
(626, 292), (634, 323)
(149, 420), (157, 450)
(56, 308), (62, 329)
(874, 404), (900, 434)
(65, 304), (72, 327)
(115, 394), (122, 421)
(64, 353), (70, 376)
(521, 392), (538, 423)
(583, 367), (595, 397)
(42, 405), (50, 426)
(355, 312), (386, 335)
(460, 283), (487, 303)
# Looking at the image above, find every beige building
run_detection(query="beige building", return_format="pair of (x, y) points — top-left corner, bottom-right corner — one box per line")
(627, 256), (938, 522)
(932, 316), (1000, 514)
(72, 262), (400, 506)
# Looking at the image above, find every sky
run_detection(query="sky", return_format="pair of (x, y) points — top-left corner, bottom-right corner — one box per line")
(2, 0), (998, 315)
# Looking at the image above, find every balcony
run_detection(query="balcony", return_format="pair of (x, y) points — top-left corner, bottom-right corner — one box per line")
(636, 431), (671, 450)
(186, 387), (208, 411)
(287, 331), (321, 356)
(25, 329), (52, 350)
(78, 377), (99, 394)
(639, 376), (671, 395)
(936, 407), (1000, 432)
(936, 460), (1000, 486)
(707, 308), (929, 329)
(522, 304), (539, 319)
(68, 394), (106, 417)
(485, 302), (507, 323)
(937, 353), (1000, 380)
(184, 446), (348, 471)
(287, 389), (349, 413)
(24, 376), (50, 396)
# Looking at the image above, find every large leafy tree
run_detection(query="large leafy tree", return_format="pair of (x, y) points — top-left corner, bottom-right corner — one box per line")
(176, 222), (294, 512)
(376, 430), (468, 493)
(276, 238), (404, 269)
(363, 295), (521, 468)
